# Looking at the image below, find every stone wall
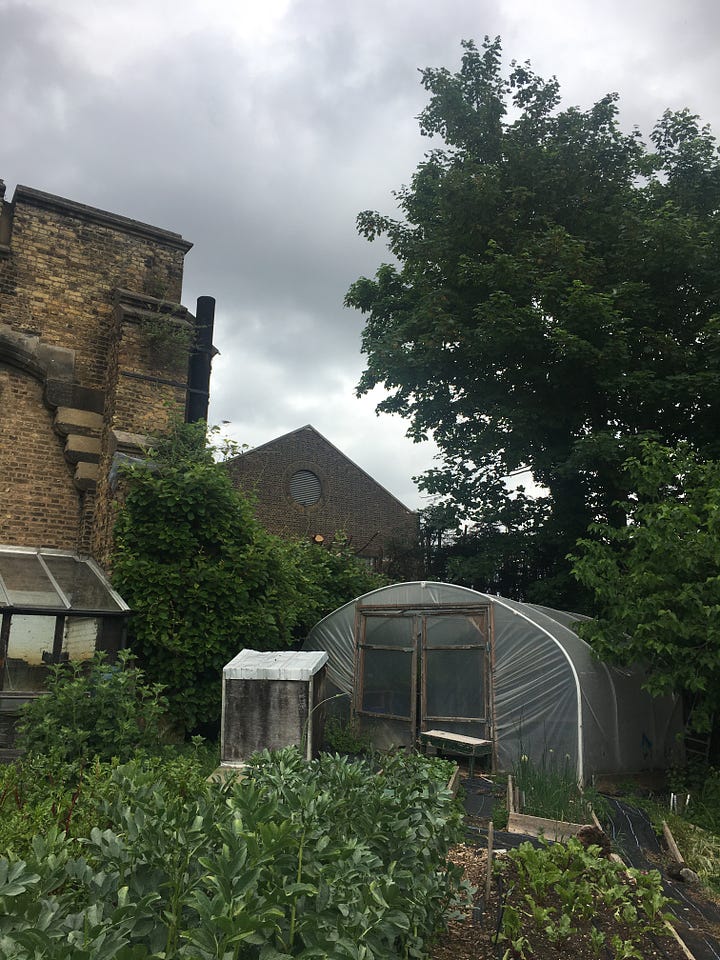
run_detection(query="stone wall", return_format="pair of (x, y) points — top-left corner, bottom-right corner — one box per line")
(225, 424), (418, 563)
(0, 179), (198, 565)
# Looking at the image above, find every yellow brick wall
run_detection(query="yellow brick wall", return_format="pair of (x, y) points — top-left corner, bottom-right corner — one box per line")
(0, 363), (80, 549)
(0, 184), (195, 564)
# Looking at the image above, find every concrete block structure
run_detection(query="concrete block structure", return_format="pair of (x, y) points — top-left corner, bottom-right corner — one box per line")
(221, 649), (328, 765)
(0, 179), (214, 567)
(225, 425), (418, 566)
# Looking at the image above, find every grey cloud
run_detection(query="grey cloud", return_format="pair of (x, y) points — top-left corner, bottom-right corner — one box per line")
(3, 0), (719, 507)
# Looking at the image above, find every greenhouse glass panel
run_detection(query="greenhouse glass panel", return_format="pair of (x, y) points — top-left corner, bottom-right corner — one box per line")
(5, 615), (56, 689)
(63, 617), (101, 660)
(0, 554), (59, 608)
(43, 555), (122, 611)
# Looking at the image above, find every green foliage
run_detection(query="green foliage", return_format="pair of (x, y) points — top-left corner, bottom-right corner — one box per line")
(136, 309), (194, 369)
(617, 766), (720, 892)
(0, 747), (466, 959)
(281, 535), (387, 638)
(513, 750), (608, 824)
(423, 491), (559, 601)
(492, 801), (509, 831)
(323, 717), (374, 755)
(571, 442), (720, 729)
(663, 817), (720, 893)
(665, 763), (720, 845)
(0, 744), (215, 861)
(112, 423), (303, 731)
(497, 837), (673, 959)
(16, 650), (167, 763)
(347, 37), (720, 608)
(113, 423), (389, 732)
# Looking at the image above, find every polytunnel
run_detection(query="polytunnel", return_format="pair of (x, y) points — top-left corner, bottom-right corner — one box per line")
(303, 582), (684, 781)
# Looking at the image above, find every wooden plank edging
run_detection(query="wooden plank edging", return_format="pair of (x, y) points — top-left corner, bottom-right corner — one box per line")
(662, 820), (685, 864)
(506, 811), (585, 842)
(447, 764), (461, 798)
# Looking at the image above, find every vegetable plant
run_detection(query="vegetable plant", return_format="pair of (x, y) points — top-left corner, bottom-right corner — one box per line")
(0, 747), (467, 958)
(496, 837), (674, 959)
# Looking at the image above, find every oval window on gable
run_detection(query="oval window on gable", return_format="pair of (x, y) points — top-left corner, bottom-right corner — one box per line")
(290, 469), (322, 506)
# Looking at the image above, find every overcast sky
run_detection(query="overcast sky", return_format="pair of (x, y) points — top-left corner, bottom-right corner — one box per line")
(3, 0), (719, 508)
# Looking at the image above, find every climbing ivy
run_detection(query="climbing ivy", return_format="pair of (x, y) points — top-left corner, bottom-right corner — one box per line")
(112, 422), (388, 733)
(112, 422), (301, 732)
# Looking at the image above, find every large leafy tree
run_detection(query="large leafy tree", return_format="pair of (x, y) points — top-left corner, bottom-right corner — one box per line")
(346, 38), (720, 606)
(571, 443), (720, 730)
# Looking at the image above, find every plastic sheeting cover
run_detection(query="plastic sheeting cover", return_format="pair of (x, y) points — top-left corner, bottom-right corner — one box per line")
(303, 582), (683, 779)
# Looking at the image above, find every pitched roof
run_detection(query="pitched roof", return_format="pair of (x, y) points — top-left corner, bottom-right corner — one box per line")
(226, 424), (415, 513)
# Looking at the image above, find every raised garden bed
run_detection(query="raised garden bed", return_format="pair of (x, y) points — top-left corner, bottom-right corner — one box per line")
(435, 770), (697, 958)
(431, 840), (694, 960)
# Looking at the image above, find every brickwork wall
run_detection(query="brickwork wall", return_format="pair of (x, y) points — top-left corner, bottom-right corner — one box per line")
(0, 363), (80, 548)
(0, 182), (195, 562)
(0, 189), (186, 391)
(225, 426), (418, 560)
(110, 320), (188, 435)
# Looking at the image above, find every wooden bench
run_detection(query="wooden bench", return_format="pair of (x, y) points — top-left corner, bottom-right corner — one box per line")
(419, 729), (492, 777)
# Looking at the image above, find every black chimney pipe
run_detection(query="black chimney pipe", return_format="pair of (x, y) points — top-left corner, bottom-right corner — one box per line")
(185, 295), (216, 422)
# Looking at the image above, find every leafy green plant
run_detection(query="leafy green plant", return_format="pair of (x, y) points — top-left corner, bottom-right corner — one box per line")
(17, 649), (167, 763)
(324, 717), (374, 755)
(0, 747), (467, 959)
(513, 749), (605, 823)
(497, 838), (674, 959)
(0, 742), (216, 861)
(280, 534), (388, 639)
(112, 421), (303, 731)
(135, 304), (195, 369)
(572, 442), (720, 729)
(492, 800), (509, 831)
(113, 421), (390, 732)
(589, 925), (606, 957)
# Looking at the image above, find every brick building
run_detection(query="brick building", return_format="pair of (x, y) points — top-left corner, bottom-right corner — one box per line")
(0, 180), (214, 746)
(0, 180), (214, 567)
(225, 425), (418, 565)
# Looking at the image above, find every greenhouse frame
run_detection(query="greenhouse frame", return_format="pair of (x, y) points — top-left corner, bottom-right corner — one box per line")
(303, 582), (684, 781)
(0, 545), (131, 753)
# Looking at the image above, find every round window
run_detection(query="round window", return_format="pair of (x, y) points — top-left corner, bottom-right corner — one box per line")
(290, 469), (322, 506)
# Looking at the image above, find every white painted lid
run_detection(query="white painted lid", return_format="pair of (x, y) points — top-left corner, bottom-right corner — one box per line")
(223, 649), (328, 681)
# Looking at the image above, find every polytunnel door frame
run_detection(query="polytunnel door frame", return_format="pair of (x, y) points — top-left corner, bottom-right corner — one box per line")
(420, 608), (492, 741)
(353, 603), (493, 749)
(353, 609), (418, 747)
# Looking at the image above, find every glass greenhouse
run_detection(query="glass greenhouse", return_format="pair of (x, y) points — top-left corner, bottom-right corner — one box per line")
(303, 582), (684, 781)
(0, 545), (131, 753)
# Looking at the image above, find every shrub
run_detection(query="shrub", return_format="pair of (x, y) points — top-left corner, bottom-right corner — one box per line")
(0, 742), (218, 862)
(323, 716), (374, 755)
(0, 747), (467, 959)
(17, 649), (167, 763)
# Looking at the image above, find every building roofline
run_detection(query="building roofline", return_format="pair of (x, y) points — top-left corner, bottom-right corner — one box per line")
(227, 424), (416, 514)
(11, 185), (193, 253)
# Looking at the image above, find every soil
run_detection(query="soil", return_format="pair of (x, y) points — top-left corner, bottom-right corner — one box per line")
(430, 843), (692, 960)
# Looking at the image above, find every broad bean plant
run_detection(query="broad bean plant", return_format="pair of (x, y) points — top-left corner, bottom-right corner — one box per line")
(0, 749), (465, 959)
